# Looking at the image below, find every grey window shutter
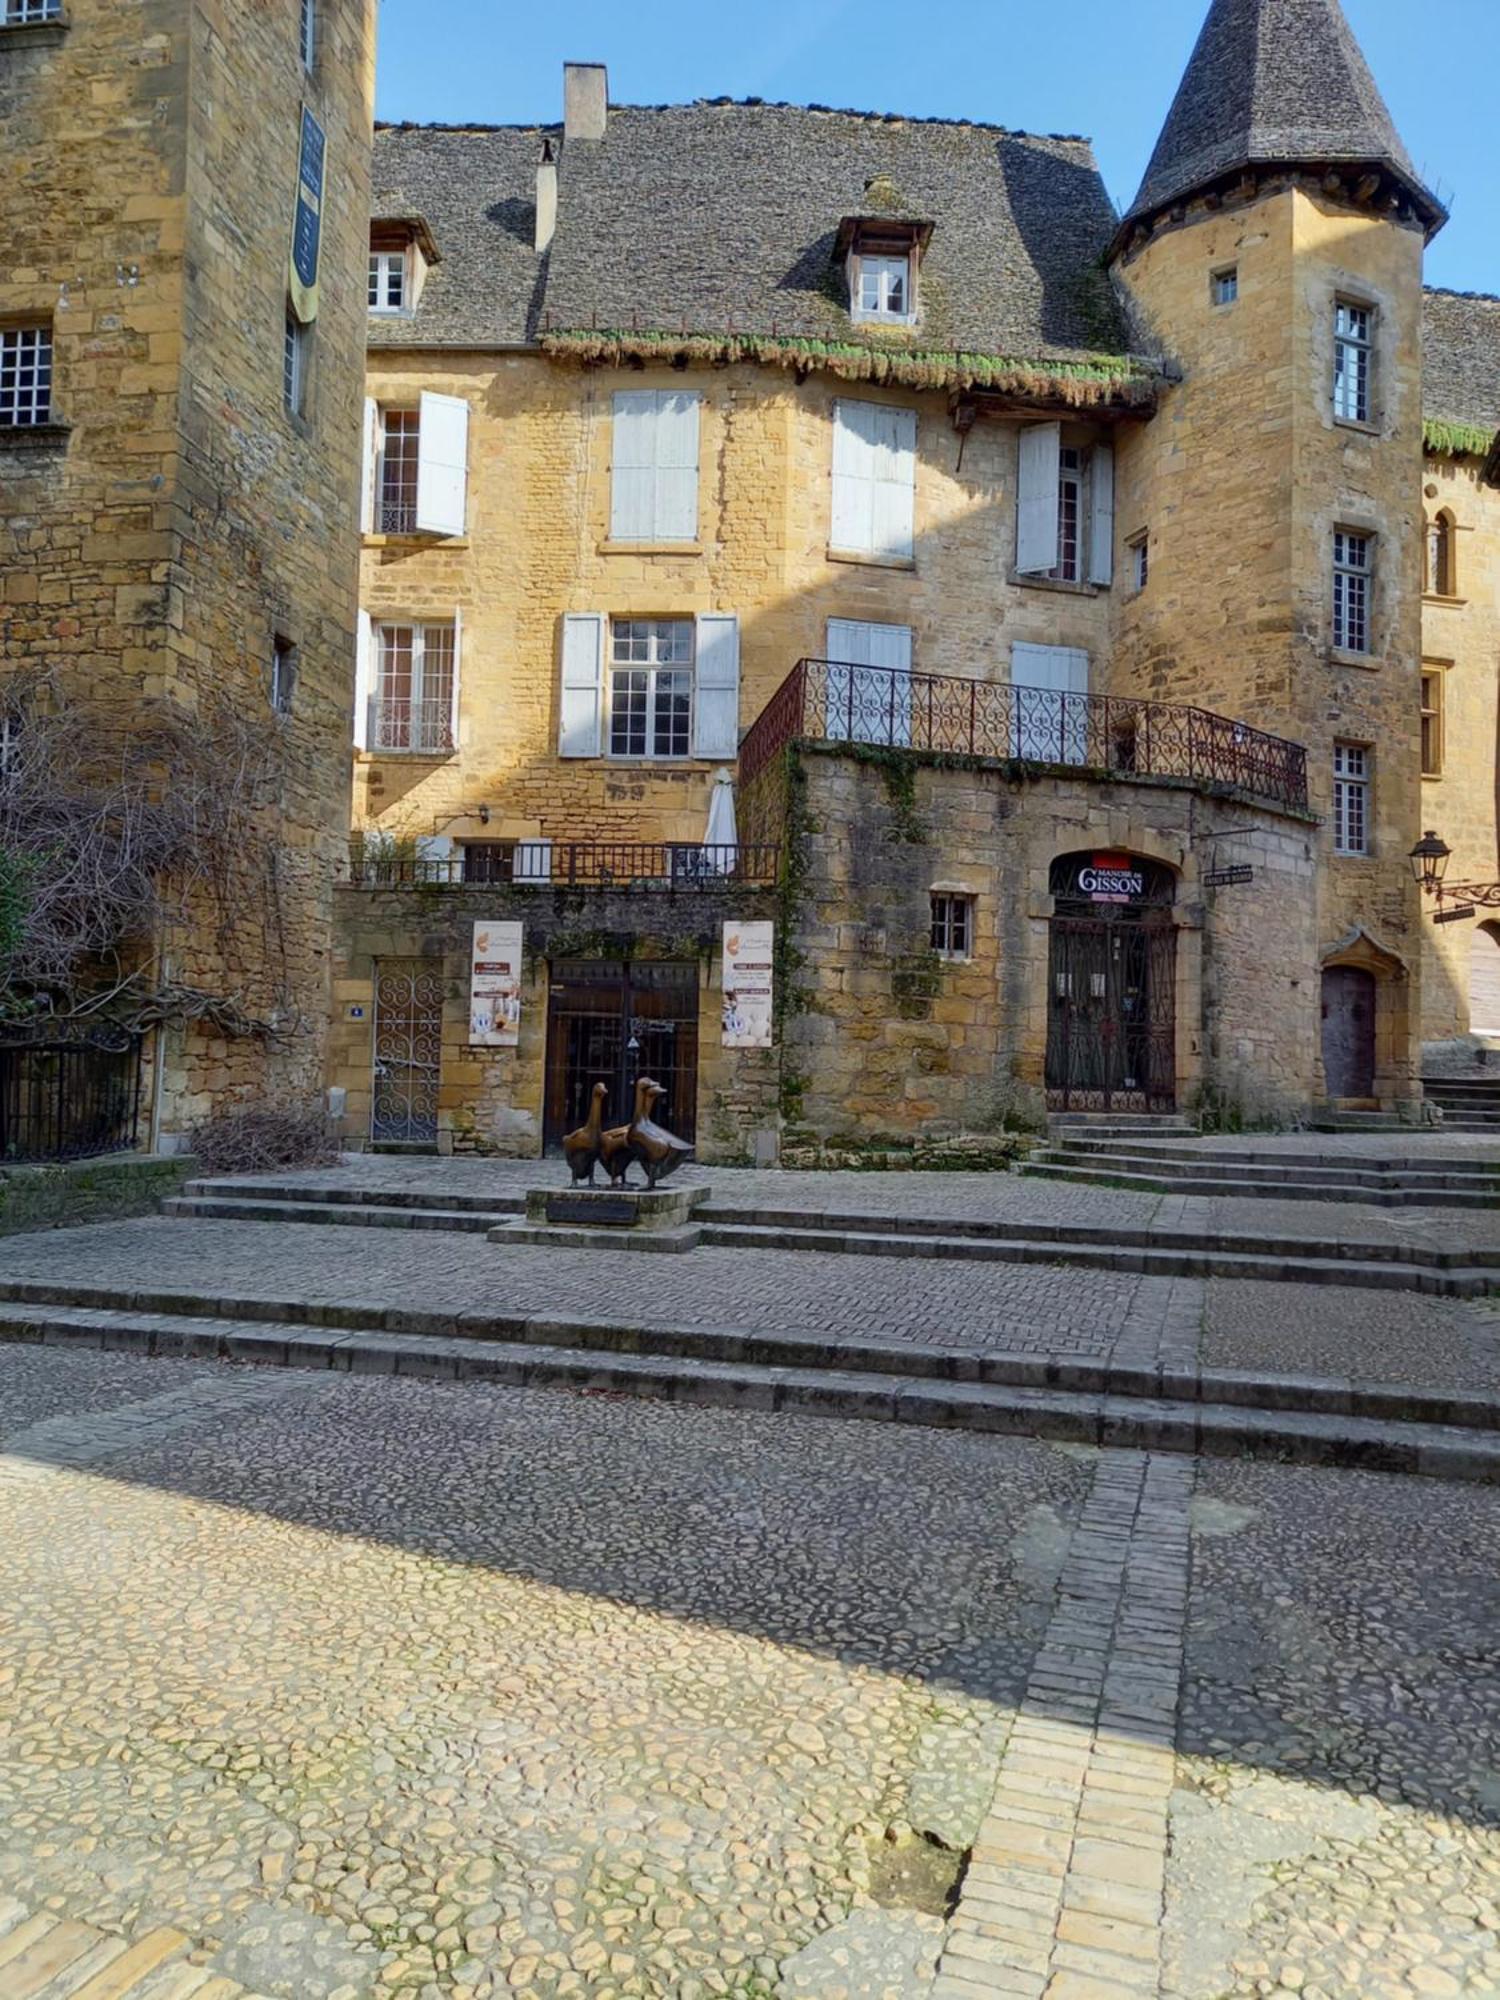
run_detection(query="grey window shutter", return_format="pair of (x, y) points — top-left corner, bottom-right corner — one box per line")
(611, 391), (656, 540)
(1015, 422), (1061, 573)
(694, 613), (740, 759)
(353, 609), (373, 748)
(559, 613), (605, 757)
(1088, 442), (1115, 586)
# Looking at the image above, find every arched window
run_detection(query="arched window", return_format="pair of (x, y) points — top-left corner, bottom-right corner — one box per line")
(1426, 512), (1456, 597)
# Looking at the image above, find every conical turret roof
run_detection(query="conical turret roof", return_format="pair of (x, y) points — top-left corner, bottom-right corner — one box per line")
(1122, 0), (1444, 236)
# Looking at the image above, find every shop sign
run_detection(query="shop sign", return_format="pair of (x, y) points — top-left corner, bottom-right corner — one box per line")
(470, 920), (522, 1045)
(1434, 904), (1477, 925)
(1076, 852), (1144, 904)
(721, 920), (774, 1048)
(1204, 864), (1255, 887)
(288, 104), (326, 324)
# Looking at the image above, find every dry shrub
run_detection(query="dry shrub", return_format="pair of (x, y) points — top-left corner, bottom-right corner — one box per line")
(190, 1101), (339, 1177)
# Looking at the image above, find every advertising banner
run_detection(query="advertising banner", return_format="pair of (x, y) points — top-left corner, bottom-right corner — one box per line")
(288, 105), (326, 324)
(721, 920), (774, 1049)
(470, 920), (523, 1047)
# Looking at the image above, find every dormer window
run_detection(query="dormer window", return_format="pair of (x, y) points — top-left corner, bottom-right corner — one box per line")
(854, 254), (911, 324)
(369, 251), (407, 313)
(837, 213), (932, 330)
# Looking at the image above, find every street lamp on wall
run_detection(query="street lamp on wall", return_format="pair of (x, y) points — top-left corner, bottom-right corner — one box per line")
(1409, 829), (1452, 897)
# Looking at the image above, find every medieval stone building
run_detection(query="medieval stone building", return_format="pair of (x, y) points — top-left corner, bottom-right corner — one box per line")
(333, 0), (1499, 1159)
(0, 0), (374, 1154)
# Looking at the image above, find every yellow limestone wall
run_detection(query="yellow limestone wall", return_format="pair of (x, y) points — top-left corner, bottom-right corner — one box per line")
(1112, 183), (1428, 1101)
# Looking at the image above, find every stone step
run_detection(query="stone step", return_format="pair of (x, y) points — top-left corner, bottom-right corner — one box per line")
(163, 1195), (501, 1232)
(181, 1178), (525, 1215)
(2, 1295), (1496, 1483)
(1046, 1115), (1198, 1135)
(1047, 1140), (1500, 1180)
(1019, 1159), (1500, 1208)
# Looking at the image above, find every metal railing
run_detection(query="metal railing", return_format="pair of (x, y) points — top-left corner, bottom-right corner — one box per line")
(739, 658), (1309, 813)
(371, 698), (453, 755)
(0, 1040), (142, 1163)
(346, 840), (779, 890)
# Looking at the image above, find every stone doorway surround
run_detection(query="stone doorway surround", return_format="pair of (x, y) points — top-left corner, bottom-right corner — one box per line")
(1317, 925), (1412, 1107)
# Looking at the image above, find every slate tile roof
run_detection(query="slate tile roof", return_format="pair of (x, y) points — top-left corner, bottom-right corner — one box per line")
(1125, 0), (1442, 232)
(369, 101), (1131, 364)
(1423, 290), (1500, 434)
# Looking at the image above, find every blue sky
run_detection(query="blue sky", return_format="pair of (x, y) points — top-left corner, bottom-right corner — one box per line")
(373, 0), (1495, 294)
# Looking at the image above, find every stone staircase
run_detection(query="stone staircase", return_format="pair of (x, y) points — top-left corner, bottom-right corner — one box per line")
(2, 1277), (1497, 1484)
(1022, 1135), (1500, 1207)
(160, 1175), (1500, 1294)
(1423, 1074), (1500, 1130)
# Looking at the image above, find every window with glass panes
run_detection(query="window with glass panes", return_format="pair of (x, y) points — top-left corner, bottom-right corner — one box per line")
(854, 254), (911, 321)
(1421, 670), (1443, 777)
(1048, 447), (1083, 583)
(299, 0), (315, 69)
(374, 622), (455, 752)
(930, 894), (973, 959)
(377, 408), (420, 532)
(1211, 267), (1238, 306)
(4, 0), (62, 19)
(0, 327), (52, 427)
(368, 251), (406, 312)
(270, 637), (296, 716)
(1333, 299), (1373, 423)
(1332, 529), (1372, 653)
(1333, 743), (1370, 855)
(283, 311), (308, 416)
(609, 620), (694, 759)
(1130, 534), (1149, 592)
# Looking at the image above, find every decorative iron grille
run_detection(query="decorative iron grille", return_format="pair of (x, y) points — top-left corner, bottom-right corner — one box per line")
(0, 1040), (142, 1162)
(543, 959), (699, 1151)
(371, 960), (443, 1144)
(738, 657), (1309, 813)
(346, 841), (778, 889)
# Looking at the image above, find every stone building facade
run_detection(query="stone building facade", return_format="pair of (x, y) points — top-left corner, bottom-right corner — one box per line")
(334, 0), (1499, 1157)
(0, 0), (374, 1152)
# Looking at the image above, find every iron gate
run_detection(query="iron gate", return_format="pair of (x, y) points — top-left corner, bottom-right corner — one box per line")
(1045, 853), (1177, 1113)
(371, 958), (444, 1144)
(0, 1040), (142, 1162)
(544, 959), (699, 1151)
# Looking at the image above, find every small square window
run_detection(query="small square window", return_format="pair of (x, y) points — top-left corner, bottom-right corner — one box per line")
(270, 637), (297, 716)
(0, 325), (53, 427)
(930, 893), (974, 960)
(1211, 267), (1238, 307)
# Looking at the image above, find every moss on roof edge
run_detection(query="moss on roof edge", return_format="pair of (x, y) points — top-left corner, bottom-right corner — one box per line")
(1423, 417), (1497, 461)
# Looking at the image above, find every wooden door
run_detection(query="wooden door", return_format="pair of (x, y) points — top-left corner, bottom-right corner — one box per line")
(1321, 966), (1376, 1098)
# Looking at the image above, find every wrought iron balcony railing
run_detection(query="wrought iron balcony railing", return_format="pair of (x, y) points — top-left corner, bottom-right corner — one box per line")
(739, 658), (1310, 814)
(345, 840), (779, 890)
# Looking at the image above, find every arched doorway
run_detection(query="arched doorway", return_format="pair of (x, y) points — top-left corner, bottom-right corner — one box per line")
(1046, 852), (1177, 1112)
(1470, 924), (1500, 1035)
(1321, 966), (1376, 1098)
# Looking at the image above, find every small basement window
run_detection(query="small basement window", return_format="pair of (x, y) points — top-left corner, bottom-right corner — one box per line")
(461, 842), (516, 884)
(930, 893), (974, 960)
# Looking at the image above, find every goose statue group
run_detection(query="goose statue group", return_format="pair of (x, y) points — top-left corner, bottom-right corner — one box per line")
(562, 1076), (693, 1190)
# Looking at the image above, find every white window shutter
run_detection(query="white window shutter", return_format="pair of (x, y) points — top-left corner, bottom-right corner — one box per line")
(871, 405), (916, 559)
(353, 608), (373, 748)
(831, 399), (874, 553)
(360, 398), (377, 534)
(449, 605), (463, 750)
(515, 838), (552, 884)
(415, 390), (469, 536)
(1088, 442), (1115, 586)
(1011, 641), (1089, 692)
(694, 613), (740, 759)
(1016, 422), (1061, 573)
(654, 390), (700, 541)
(611, 390), (656, 540)
(559, 612), (605, 757)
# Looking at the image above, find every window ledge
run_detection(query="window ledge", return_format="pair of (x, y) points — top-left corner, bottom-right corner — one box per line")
(1421, 770), (1444, 782)
(826, 547), (916, 572)
(1008, 570), (1103, 597)
(0, 420), (70, 451)
(362, 532), (470, 551)
(1423, 592), (1467, 608)
(0, 19), (68, 48)
(1329, 648), (1380, 671)
(598, 540), (704, 557)
(358, 747), (456, 762)
(1333, 416), (1381, 438)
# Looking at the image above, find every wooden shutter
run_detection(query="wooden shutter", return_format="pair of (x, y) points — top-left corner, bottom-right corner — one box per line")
(558, 612), (605, 757)
(694, 613), (740, 759)
(360, 398), (377, 534)
(1016, 422), (1061, 573)
(655, 391), (700, 540)
(449, 605), (462, 750)
(831, 399), (874, 552)
(515, 838), (553, 885)
(1088, 441), (1114, 585)
(1011, 642), (1089, 693)
(1011, 641), (1089, 764)
(414, 390), (469, 536)
(611, 390), (656, 540)
(871, 405), (916, 559)
(353, 609), (373, 748)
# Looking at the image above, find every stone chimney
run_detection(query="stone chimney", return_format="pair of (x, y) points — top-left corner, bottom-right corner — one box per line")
(563, 62), (607, 143)
(535, 138), (557, 253)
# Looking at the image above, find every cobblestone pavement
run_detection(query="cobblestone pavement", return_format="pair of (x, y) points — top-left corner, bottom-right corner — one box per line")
(0, 1346), (1089, 2000)
(1202, 1281), (1500, 1392)
(1167, 1460), (1500, 1999)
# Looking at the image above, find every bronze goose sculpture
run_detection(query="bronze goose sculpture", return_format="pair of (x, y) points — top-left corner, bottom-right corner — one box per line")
(626, 1076), (694, 1188)
(562, 1081), (609, 1186)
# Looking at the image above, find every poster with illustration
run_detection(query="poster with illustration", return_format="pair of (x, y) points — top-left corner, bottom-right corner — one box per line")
(721, 920), (774, 1049)
(469, 920), (523, 1046)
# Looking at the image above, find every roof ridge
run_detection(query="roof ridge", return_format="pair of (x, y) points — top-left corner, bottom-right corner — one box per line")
(1425, 286), (1500, 306)
(373, 102), (1094, 146)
